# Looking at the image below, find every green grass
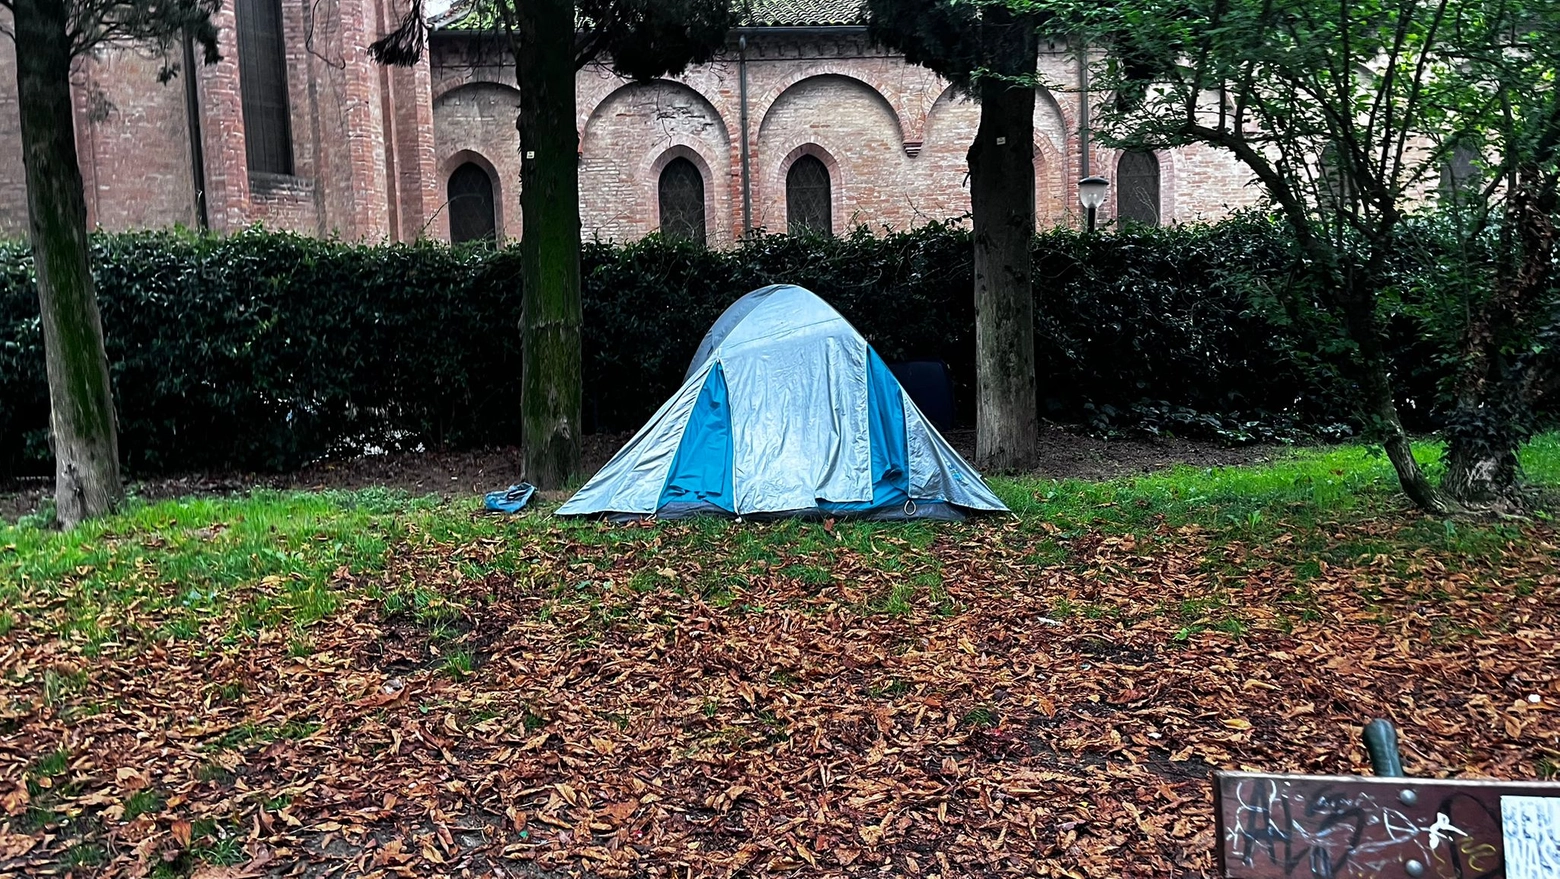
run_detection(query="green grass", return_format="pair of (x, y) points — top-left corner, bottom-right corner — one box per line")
(1521, 433), (1560, 485)
(4, 435), (1559, 872)
(287, 631), (316, 658)
(212, 719), (321, 750)
(42, 667), (88, 706)
(1, 489), (439, 651)
(4, 436), (1559, 654)
(34, 747), (70, 779)
(64, 842), (108, 869)
(123, 789), (164, 820)
(442, 650), (475, 679)
(961, 705), (998, 728)
(997, 441), (1439, 525)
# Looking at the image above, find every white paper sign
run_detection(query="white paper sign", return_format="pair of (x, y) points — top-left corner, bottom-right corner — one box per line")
(1501, 795), (1560, 879)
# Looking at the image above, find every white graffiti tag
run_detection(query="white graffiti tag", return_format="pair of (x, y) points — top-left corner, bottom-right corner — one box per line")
(1426, 811), (1467, 850)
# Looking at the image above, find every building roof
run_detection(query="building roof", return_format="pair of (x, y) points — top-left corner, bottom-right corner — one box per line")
(431, 0), (866, 31)
(741, 0), (864, 26)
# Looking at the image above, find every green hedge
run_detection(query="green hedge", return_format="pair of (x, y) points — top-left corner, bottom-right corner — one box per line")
(0, 219), (1419, 477)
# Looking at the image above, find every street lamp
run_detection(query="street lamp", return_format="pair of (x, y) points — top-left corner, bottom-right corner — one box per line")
(1078, 176), (1109, 232)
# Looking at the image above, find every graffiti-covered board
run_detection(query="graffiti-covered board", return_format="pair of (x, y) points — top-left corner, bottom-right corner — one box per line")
(1214, 772), (1560, 878)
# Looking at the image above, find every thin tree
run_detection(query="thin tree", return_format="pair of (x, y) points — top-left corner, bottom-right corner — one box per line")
(1432, 0), (1560, 505)
(1050, 0), (1559, 512)
(865, 0), (1048, 473)
(372, 0), (731, 489)
(1, 0), (217, 527)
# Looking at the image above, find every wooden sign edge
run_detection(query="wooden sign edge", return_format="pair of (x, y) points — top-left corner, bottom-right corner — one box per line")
(1213, 771), (1560, 793)
(1211, 771), (1560, 876)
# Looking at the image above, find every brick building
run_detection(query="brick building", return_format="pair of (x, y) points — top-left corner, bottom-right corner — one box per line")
(0, 0), (1266, 244)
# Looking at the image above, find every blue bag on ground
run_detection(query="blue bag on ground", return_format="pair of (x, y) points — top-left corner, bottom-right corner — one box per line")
(484, 482), (536, 513)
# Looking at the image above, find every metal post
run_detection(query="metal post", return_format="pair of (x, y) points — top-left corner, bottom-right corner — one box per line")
(738, 35), (752, 235)
(1363, 719), (1406, 777)
(1086, 204), (1096, 233)
(182, 28), (209, 231)
(1078, 41), (1090, 179)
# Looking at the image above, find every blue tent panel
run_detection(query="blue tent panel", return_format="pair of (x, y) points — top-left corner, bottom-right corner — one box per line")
(658, 363), (734, 512)
(820, 350), (909, 515)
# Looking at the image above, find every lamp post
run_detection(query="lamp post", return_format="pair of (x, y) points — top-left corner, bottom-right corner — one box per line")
(1078, 176), (1109, 233)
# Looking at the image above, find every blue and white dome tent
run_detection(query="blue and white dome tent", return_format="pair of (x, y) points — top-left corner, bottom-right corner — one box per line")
(557, 285), (1010, 521)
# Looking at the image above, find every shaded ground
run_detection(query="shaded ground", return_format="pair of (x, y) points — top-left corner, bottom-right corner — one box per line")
(3, 443), (1559, 878)
(0, 424), (1278, 523)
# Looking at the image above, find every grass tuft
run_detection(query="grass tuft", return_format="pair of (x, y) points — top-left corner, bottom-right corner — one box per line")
(442, 650), (475, 679)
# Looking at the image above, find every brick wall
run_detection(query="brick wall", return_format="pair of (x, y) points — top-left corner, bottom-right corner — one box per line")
(581, 79), (734, 244)
(431, 80), (523, 241)
(754, 73), (904, 233)
(0, 0), (444, 242)
(73, 50), (201, 232)
(1, 30), (205, 235)
(0, 21), (1280, 245)
(431, 31), (1253, 244)
(250, 173), (319, 229)
(0, 34), (28, 238)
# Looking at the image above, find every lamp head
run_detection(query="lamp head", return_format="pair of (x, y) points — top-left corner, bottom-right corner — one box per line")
(1078, 176), (1109, 211)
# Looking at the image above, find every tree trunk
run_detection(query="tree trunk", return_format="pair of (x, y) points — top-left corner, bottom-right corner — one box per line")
(1443, 168), (1557, 509)
(1442, 438), (1519, 507)
(1365, 357), (1452, 515)
(14, 0), (123, 527)
(514, 0), (583, 489)
(1337, 293), (1451, 514)
(969, 22), (1039, 473)
(1443, 329), (1525, 509)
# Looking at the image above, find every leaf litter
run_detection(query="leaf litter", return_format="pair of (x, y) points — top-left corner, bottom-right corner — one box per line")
(2, 509), (1557, 878)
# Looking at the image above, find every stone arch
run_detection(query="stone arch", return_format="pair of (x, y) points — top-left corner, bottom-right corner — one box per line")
(917, 85), (978, 221)
(1152, 148), (1179, 223)
(1033, 86), (1069, 155)
(755, 74), (906, 232)
(433, 84), (523, 240)
(439, 148), (500, 182)
(445, 159), (500, 244)
(754, 70), (909, 149)
(916, 83), (1074, 228)
(431, 65), (516, 104)
(918, 83), (1073, 150)
(1033, 86), (1075, 228)
(1107, 148), (1167, 226)
(575, 70), (729, 138)
(433, 81), (523, 132)
(1033, 135), (1069, 229)
(777, 144), (842, 236)
(580, 80), (732, 243)
(583, 77), (733, 154)
(576, 68), (628, 132)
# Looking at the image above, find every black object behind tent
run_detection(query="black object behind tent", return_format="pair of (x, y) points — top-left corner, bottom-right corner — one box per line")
(889, 360), (956, 432)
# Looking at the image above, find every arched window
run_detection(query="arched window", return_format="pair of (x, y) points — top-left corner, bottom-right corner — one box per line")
(447, 162), (497, 245)
(787, 154), (832, 236)
(1116, 151), (1160, 226)
(236, 0), (293, 174)
(658, 157), (706, 244)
